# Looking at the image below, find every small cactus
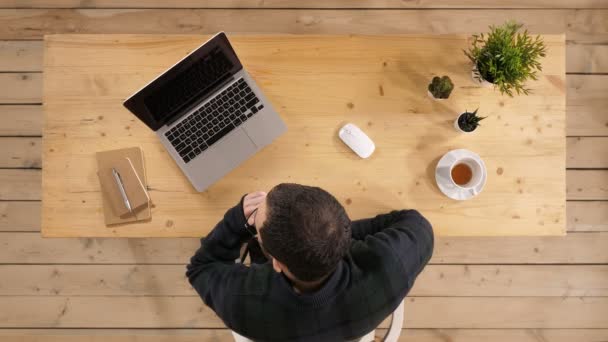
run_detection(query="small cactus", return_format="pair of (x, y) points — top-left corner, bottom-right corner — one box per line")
(458, 108), (486, 132)
(428, 76), (454, 99)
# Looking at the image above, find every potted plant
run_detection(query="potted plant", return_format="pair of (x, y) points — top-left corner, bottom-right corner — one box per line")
(427, 75), (454, 100)
(464, 21), (546, 96)
(455, 108), (486, 133)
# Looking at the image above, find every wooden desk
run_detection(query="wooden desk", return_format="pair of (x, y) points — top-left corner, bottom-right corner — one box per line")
(42, 34), (566, 237)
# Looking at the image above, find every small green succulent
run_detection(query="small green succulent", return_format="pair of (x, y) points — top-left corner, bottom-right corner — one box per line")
(428, 76), (454, 99)
(458, 108), (486, 132)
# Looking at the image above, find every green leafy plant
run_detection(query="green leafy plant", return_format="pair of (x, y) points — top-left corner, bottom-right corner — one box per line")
(464, 21), (546, 96)
(428, 76), (454, 99)
(458, 109), (486, 132)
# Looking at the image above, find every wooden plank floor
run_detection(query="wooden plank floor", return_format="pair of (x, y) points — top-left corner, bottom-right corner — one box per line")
(0, 1), (606, 341)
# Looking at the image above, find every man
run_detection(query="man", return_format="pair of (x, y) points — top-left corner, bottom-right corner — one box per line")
(187, 183), (433, 342)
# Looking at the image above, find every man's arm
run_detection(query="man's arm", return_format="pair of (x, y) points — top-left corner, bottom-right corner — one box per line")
(351, 211), (424, 240)
(352, 210), (434, 278)
(185, 196), (252, 317)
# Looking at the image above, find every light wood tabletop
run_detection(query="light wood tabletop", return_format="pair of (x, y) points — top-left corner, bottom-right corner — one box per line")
(42, 34), (566, 237)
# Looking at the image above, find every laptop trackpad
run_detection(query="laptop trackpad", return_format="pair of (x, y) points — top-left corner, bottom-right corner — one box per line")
(199, 128), (256, 178)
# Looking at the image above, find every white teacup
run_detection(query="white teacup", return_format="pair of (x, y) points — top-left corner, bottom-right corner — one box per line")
(449, 157), (484, 194)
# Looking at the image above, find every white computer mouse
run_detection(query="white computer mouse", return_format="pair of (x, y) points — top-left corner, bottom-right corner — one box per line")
(338, 123), (375, 159)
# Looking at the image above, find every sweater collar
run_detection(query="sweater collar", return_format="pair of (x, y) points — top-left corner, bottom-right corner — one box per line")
(276, 261), (348, 308)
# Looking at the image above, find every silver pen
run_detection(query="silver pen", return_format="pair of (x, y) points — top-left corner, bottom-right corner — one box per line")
(111, 168), (132, 213)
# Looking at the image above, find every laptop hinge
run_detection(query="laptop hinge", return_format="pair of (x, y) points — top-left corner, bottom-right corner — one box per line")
(164, 75), (235, 127)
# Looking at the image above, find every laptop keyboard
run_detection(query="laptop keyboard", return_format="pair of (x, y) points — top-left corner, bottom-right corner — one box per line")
(164, 78), (264, 163)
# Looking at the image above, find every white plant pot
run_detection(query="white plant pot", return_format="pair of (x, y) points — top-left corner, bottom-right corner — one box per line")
(454, 113), (476, 134)
(471, 68), (494, 88)
(427, 89), (447, 101)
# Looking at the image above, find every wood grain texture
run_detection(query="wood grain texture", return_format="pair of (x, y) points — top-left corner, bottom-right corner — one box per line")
(0, 169), (40, 200)
(0, 329), (234, 342)
(0, 40), (42, 71)
(0, 201), (40, 231)
(42, 34), (567, 237)
(396, 329), (608, 341)
(394, 297), (608, 329)
(567, 75), (608, 136)
(0, 233), (199, 264)
(567, 201), (608, 232)
(567, 170), (608, 200)
(432, 232), (608, 264)
(1, 200), (603, 232)
(413, 265), (608, 297)
(0, 296), (223, 328)
(0, 105), (42, 136)
(567, 137), (608, 168)
(0, 72), (41, 103)
(1, 264), (606, 297)
(2, 0), (608, 9)
(2, 329), (608, 342)
(567, 44), (608, 74)
(0, 39), (602, 74)
(0, 9), (606, 42)
(2, 232), (608, 264)
(0, 137), (41, 168)
(0, 296), (607, 328)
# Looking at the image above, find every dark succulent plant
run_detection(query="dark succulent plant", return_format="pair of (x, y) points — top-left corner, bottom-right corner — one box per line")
(458, 108), (486, 132)
(428, 76), (454, 99)
(464, 21), (546, 96)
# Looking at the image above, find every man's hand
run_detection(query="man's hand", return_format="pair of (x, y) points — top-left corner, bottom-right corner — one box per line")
(243, 191), (266, 225)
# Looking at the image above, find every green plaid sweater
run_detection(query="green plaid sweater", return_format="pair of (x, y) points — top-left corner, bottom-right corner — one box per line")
(186, 197), (434, 342)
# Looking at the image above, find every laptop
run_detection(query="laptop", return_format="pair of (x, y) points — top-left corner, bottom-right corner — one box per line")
(123, 32), (287, 191)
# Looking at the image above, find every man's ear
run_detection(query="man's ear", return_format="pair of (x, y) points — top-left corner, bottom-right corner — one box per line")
(272, 258), (282, 273)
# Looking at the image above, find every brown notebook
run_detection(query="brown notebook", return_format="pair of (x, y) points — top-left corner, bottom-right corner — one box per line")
(98, 157), (149, 216)
(96, 147), (151, 226)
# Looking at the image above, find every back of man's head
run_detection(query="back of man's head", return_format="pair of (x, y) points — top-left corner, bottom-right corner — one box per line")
(260, 183), (352, 282)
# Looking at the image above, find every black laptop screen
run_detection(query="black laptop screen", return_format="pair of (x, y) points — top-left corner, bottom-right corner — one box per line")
(123, 33), (243, 131)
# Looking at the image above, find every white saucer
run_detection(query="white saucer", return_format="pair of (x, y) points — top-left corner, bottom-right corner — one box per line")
(435, 149), (487, 201)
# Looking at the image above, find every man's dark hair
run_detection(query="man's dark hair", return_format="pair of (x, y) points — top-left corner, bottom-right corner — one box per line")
(260, 183), (352, 282)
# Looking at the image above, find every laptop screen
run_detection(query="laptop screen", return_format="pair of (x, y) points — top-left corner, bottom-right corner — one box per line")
(123, 33), (243, 131)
